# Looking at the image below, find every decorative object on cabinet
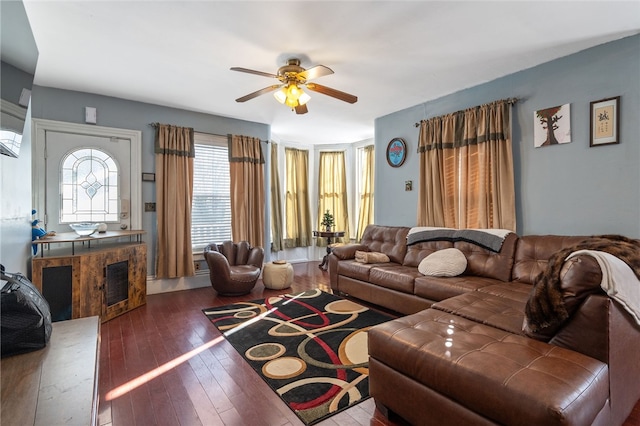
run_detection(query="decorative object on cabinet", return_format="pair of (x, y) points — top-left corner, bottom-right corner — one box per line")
(69, 222), (98, 236)
(386, 137), (407, 167)
(590, 96), (620, 147)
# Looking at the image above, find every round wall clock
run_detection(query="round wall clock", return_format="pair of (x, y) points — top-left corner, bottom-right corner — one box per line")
(386, 138), (407, 167)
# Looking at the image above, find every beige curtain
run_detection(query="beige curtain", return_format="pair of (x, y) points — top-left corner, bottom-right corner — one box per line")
(154, 123), (195, 278)
(228, 134), (265, 248)
(356, 145), (375, 241)
(270, 142), (284, 252)
(417, 100), (516, 230)
(284, 147), (312, 248)
(317, 151), (349, 246)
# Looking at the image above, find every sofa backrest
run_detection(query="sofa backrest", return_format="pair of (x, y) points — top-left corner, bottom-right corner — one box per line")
(360, 225), (409, 264)
(512, 235), (589, 284)
(404, 232), (519, 282)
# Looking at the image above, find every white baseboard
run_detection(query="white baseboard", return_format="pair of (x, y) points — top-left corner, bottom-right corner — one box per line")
(146, 256), (313, 295)
(146, 274), (211, 295)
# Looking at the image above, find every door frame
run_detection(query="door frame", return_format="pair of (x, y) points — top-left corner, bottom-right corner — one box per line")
(32, 118), (142, 230)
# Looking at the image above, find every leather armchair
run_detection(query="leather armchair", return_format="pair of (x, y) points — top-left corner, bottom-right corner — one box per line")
(203, 241), (264, 296)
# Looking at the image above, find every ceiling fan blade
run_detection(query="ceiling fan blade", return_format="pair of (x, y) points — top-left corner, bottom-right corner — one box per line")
(230, 67), (278, 79)
(305, 83), (358, 104)
(235, 85), (282, 102)
(298, 65), (334, 81)
(295, 104), (308, 115)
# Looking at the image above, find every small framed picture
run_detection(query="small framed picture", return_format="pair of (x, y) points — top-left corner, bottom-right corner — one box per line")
(142, 172), (155, 182)
(590, 96), (620, 147)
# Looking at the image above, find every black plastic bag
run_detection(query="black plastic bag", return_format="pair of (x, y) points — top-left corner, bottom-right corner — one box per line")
(1, 265), (53, 357)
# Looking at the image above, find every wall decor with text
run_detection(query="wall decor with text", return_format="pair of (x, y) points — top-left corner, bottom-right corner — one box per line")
(590, 96), (620, 147)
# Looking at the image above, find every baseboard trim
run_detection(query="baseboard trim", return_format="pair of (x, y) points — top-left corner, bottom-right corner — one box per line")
(146, 274), (211, 295)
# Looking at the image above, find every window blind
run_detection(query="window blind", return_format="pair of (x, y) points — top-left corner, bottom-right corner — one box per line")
(191, 134), (231, 250)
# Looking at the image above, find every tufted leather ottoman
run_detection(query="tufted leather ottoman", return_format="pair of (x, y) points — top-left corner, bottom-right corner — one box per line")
(262, 261), (294, 290)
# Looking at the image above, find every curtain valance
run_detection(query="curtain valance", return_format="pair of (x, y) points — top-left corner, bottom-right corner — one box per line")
(417, 99), (513, 152)
(227, 134), (265, 164)
(153, 123), (195, 157)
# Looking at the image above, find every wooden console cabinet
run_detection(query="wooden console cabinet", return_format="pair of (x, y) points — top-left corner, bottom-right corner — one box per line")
(31, 231), (146, 322)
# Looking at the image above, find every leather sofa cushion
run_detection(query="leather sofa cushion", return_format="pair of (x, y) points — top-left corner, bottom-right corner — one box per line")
(414, 275), (499, 301)
(368, 265), (422, 293)
(404, 233), (518, 282)
(332, 243), (366, 260)
(478, 282), (532, 304)
(512, 235), (588, 284)
(335, 259), (386, 282)
(432, 292), (526, 335)
(359, 225), (409, 264)
(369, 309), (609, 426)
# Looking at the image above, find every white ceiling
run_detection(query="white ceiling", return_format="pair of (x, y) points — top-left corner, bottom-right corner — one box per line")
(12, 1), (640, 144)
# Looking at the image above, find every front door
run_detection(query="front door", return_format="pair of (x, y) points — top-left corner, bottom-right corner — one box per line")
(33, 119), (142, 235)
(44, 131), (132, 233)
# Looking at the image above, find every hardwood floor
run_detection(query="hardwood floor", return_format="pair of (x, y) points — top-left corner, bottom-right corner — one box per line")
(99, 262), (640, 426)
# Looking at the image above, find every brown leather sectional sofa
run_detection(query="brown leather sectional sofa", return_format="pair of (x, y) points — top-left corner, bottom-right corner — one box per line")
(328, 225), (640, 426)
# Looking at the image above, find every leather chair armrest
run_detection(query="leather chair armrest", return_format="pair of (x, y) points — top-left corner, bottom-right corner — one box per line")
(247, 246), (265, 268)
(204, 248), (232, 281)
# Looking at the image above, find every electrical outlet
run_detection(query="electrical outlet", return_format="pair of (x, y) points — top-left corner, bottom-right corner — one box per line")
(194, 261), (201, 271)
(144, 202), (156, 212)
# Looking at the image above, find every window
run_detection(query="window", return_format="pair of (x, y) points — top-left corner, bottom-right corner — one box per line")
(284, 147), (312, 248)
(0, 130), (22, 158)
(191, 133), (231, 250)
(317, 151), (349, 242)
(355, 145), (374, 241)
(60, 148), (119, 223)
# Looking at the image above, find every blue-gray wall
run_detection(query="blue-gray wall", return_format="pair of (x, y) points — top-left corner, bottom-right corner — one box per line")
(0, 62), (34, 273)
(375, 34), (640, 238)
(1, 61), (33, 106)
(30, 86), (270, 274)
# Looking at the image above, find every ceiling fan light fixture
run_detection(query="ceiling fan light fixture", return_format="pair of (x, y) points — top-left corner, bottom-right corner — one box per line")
(274, 87), (287, 104)
(274, 83), (310, 108)
(232, 58), (356, 112)
(298, 91), (310, 106)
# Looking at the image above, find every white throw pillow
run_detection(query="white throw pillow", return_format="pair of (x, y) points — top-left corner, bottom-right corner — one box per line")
(418, 248), (467, 277)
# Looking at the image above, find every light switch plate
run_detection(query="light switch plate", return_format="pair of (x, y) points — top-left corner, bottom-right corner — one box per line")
(85, 107), (97, 124)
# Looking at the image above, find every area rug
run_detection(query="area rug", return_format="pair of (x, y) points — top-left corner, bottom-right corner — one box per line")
(202, 289), (393, 425)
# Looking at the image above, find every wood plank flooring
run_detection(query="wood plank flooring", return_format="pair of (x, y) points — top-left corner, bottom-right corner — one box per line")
(98, 262), (640, 426)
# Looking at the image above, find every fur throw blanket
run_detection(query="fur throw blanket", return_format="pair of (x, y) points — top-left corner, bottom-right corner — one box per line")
(524, 235), (640, 333)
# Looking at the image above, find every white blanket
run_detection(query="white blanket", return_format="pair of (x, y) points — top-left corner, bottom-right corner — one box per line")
(567, 250), (640, 325)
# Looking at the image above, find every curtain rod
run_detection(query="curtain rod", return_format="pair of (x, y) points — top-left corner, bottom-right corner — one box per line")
(413, 97), (519, 128)
(148, 122), (269, 143)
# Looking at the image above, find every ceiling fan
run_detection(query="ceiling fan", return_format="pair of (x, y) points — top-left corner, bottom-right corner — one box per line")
(231, 58), (358, 115)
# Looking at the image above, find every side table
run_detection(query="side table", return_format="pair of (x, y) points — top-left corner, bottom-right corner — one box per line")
(313, 230), (345, 270)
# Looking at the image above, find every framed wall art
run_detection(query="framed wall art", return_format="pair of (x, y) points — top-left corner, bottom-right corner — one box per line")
(590, 96), (620, 147)
(534, 103), (571, 148)
(386, 138), (407, 167)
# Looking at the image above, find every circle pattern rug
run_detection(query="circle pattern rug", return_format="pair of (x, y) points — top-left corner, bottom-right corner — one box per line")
(202, 289), (393, 425)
